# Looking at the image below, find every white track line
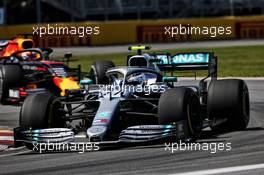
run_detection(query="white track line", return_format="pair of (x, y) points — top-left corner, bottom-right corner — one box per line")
(0, 150), (32, 158)
(171, 163), (264, 175)
(0, 130), (13, 133)
(0, 136), (14, 140)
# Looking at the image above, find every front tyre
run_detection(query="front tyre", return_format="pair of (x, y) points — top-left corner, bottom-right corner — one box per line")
(20, 93), (64, 129)
(20, 93), (65, 149)
(158, 88), (202, 141)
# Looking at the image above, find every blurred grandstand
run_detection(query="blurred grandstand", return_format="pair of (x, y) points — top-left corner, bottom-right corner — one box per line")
(0, 0), (264, 24)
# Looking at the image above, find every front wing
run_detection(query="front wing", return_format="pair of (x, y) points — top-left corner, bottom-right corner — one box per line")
(14, 120), (189, 151)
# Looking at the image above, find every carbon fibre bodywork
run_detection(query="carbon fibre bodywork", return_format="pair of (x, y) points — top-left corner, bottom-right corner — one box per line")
(15, 47), (225, 150)
(0, 49), (81, 104)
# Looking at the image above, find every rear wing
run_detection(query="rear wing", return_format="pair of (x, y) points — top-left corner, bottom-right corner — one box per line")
(152, 52), (217, 79)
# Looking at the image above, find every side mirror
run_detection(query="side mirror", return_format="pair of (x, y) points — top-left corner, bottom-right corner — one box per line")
(163, 76), (177, 83)
(64, 52), (72, 58)
(64, 52), (72, 65)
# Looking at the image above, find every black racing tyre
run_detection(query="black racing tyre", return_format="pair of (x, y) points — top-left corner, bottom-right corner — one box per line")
(20, 93), (65, 149)
(90, 60), (115, 84)
(207, 79), (250, 132)
(158, 87), (202, 140)
(20, 93), (64, 129)
(0, 65), (23, 104)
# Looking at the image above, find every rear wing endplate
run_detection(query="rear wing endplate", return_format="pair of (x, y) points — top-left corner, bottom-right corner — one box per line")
(152, 52), (217, 79)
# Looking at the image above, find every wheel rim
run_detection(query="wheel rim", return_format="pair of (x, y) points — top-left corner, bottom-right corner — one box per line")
(187, 96), (202, 136)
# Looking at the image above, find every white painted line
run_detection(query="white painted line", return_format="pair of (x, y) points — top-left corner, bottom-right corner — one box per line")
(0, 150), (32, 158)
(0, 136), (14, 141)
(0, 126), (11, 129)
(0, 146), (32, 158)
(171, 163), (264, 175)
(0, 130), (13, 133)
(75, 135), (87, 138)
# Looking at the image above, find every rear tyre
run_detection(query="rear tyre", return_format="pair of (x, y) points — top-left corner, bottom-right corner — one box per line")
(20, 92), (64, 149)
(208, 79), (250, 133)
(90, 60), (115, 84)
(158, 88), (202, 141)
(0, 65), (23, 104)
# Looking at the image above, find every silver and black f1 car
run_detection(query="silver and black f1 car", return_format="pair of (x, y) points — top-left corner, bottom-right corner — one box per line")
(15, 46), (250, 150)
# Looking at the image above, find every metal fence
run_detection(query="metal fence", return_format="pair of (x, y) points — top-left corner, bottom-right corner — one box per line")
(1, 0), (264, 24)
(80, 0), (264, 20)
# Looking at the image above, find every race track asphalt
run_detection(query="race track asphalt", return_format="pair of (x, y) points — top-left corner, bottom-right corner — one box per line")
(0, 79), (263, 175)
(51, 39), (264, 57)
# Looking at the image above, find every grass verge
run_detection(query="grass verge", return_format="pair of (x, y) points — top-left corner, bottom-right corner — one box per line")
(65, 45), (264, 77)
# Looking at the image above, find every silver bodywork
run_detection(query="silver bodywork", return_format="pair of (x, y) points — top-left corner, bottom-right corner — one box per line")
(86, 66), (169, 141)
